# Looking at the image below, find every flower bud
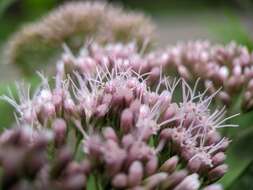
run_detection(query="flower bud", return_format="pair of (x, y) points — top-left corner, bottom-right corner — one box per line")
(145, 157), (158, 176)
(174, 173), (200, 190)
(103, 127), (118, 142)
(187, 158), (201, 173)
(148, 67), (160, 84)
(120, 109), (134, 133)
(162, 170), (188, 189)
(52, 118), (67, 147)
(203, 184), (223, 190)
(128, 161), (143, 187)
(208, 164), (228, 182)
(64, 173), (86, 190)
(112, 173), (128, 188)
(95, 104), (109, 118)
(144, 172), (167, 189)
(160, 156), (178, 173)
(122, 134), (134, 148)
(212, 152), (226, 167)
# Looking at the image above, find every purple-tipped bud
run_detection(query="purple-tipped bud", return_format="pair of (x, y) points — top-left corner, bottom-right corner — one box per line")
(212, 152), (226, 167)
(112, 173), (128, 188)
(102, 94), (112, 105)
(160, 155), (179, 173)
(160, 128), (173, 140)
(52, 118), (67, 147)
(148, 67), (160, 84)
(160, 103), (178, 122)
(129, 99), (141, 115)
(128, 161), (143, 187)
(52, 89), (64, 108)
(122, 134), (134, 148)
(103, 127), (118, 142)
(145, 157), (158, 176)
(144, 172), (168, 189)
(178, 65), (191, 79)
(203, 184), (223, 190)
(205, 131), (221, 146)
(174, 173), (200, 190)
(64, 173), (86, 190)
(187, 158), (201, 173)
(208, 164), (228, 182)
(120, 109), (134, 133)
(162, 170), (188, 189)
(64, 98), (76, 115)
(95, 104), (109, 117)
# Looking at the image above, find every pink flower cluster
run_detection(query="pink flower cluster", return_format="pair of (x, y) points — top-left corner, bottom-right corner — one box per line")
(64, 41), (253, 111)
(1, 42), (238, 190)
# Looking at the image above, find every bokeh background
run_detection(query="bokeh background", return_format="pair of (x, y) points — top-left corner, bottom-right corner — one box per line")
(0, 0), (253, 189)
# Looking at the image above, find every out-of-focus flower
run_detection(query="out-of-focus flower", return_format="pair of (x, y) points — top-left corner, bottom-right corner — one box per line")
(5, 1), (155, 74)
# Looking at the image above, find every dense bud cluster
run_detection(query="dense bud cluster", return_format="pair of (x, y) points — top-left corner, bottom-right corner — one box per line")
(62, 41), (253, 111)
(0, 126), (89, 190)
(0, 41), (238, 189)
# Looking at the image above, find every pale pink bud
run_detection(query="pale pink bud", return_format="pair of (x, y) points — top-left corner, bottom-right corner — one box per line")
(218, 66), (229, 81)
(187, 158), (201, 173)
(233, 64), (242, 76)
(120, 109), (134, 133)
(128, 161), (143, 187)
(205, 131), (221, 146)
(95, 104), (109, 118)
(52, 118), (67, 147)
(160, 103), (178, 122)
(208, 164), (228, 182)
(148, 67), (160, 84)
(102, 94), (112, 105)
(122, 134), (134, 148)
(42, 102), (56, 118)
(162, 170), (188, 189)
(102, 127), (118, 142)
(112, 173), (128, 188)
(218, 91), (230, 105)
(145, 157), (158, 176)
(178, 65), (191, 79)
(144, 172), (168, 189)
(212, 152), (226, 167)
(129, 100), (141, 114)
(174, 173), (200, 190)
(203, 184), (223, 190)
(64, 98), (76, 114)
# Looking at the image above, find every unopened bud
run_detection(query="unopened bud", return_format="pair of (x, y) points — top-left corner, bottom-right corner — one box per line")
(187, 158), (201, 173)
(160, 156), (178, 173)
(128, 161), (143, 187)
(103, 127), (118, 142)
(208, 164), (228, 182)
(52, 118), (67, 147)
(162, 170), (188, 189)
(112, 173), (128, 188)
(212, 152), (226, 167)
(203, 184), (223, 190)
(145, 157), (158, 176)
(120, 109), (134, 133)
(174, 173), (200, 190)
(144, 172), (168, 189)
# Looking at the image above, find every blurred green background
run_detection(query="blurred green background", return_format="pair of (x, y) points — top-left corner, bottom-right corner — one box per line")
(0, 0), (253, 189)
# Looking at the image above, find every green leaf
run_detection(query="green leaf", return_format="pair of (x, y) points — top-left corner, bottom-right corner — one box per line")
(221, 131), (253, 189)
(0, 0), (17, 18)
